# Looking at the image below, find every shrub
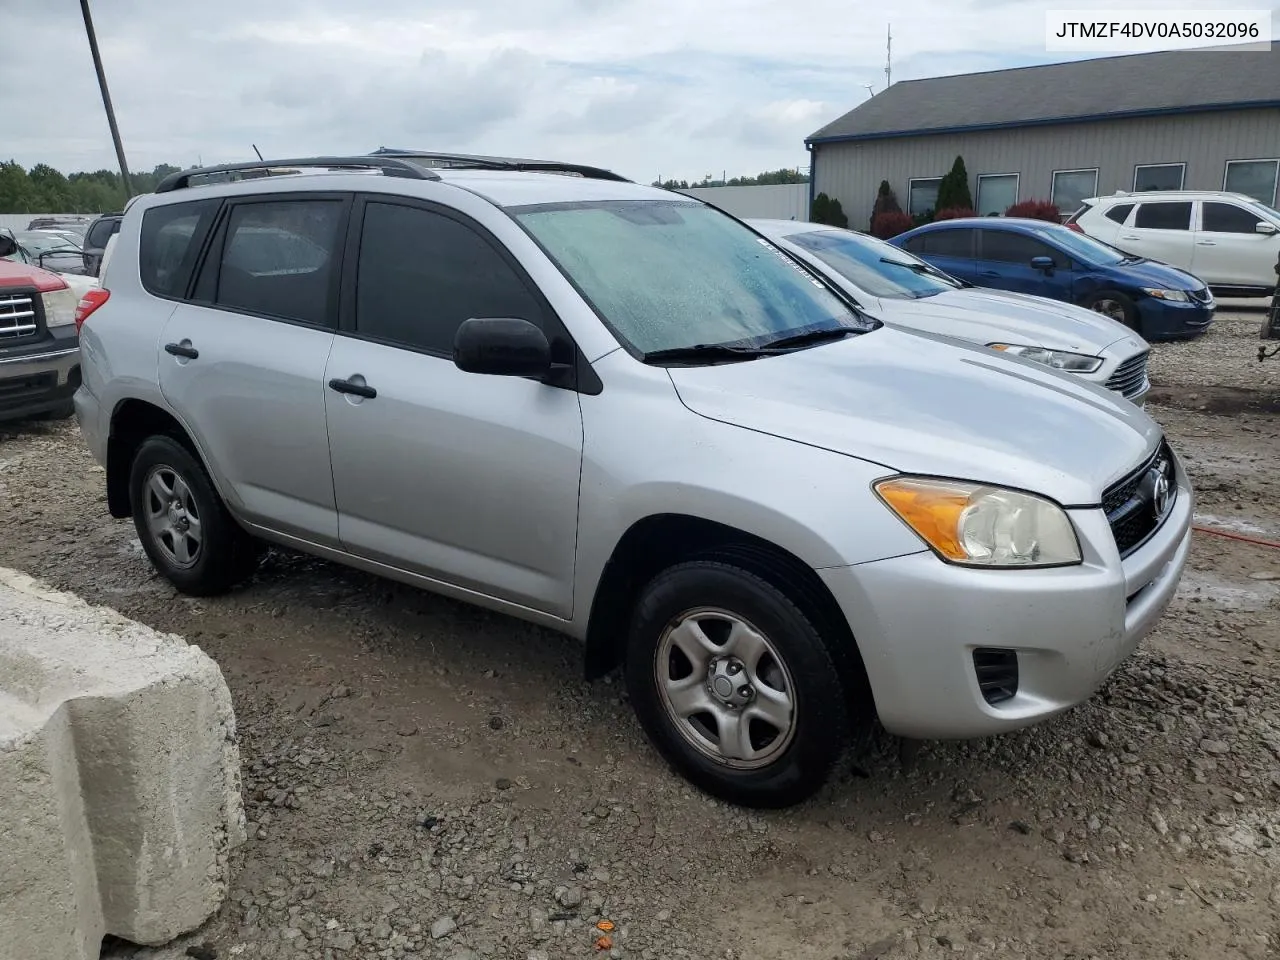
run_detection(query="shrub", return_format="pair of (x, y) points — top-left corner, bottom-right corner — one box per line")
(935, 156), (973, 212)
(811, 191), (832, 224)
(827, 197), (849, 229)
(1004, 199), (1063, 222)
(870, 180), (901, 229)
(870, 211), (916, 239)
(932, 206), (976, 221)
(912, 210), (933, 227)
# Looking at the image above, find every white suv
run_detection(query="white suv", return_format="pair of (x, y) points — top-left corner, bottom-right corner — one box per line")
(1070, 191), (1280, 297)
(73, 153), (1191, 807)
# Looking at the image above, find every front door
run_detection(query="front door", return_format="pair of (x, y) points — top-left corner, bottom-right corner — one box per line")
(324, 197), (584, 618)
(158, 194), (349, 544)
(973, 229), (1072, 298)
(1194, 201), (1280, 288)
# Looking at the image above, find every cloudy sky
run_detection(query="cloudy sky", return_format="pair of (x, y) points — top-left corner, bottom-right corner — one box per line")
(1, 0), (1271, 182)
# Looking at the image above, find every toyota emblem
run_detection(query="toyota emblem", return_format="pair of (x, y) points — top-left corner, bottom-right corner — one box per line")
(1147, 462), (1172, 519)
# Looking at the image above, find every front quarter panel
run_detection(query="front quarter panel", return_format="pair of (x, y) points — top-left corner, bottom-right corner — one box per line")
(569, 350), (927, 638)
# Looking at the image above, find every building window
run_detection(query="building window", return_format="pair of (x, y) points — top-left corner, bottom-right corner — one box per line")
(976, 174), (1018, 216)
(1224, 159), (1279, 206)
(1050, 168), (1098, 216)
(908, 178), (942, 217)
(1133, 163), (1185, 192)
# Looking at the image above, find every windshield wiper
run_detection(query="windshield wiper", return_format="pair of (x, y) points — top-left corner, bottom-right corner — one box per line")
(642, 343), (766, 364)
(755, 327), (857, 350)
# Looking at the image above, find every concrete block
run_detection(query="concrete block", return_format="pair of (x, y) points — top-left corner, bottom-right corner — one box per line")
(0, 568), (245, 959)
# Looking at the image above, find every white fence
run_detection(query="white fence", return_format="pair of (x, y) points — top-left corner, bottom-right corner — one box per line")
(675, 184), (809, 221)
(0, 214), (92, 234)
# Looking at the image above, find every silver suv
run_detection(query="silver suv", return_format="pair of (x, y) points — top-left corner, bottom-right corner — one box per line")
(75, 153), (1193, 807)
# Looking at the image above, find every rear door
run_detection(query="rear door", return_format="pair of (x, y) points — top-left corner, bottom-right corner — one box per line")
(157, 193), (348, 545)
(323, 195), (584, 617)
(901, 228), (977, 283)
(1194, 200), (1280, 288)
(973, 229), (1073, 298)
(1115, 200), (1194, 268)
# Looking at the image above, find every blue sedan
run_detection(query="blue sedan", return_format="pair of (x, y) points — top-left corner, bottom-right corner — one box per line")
(890, 218), (1215, 340)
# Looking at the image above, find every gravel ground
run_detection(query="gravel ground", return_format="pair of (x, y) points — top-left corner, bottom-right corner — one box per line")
(2, 305), (1278, 960)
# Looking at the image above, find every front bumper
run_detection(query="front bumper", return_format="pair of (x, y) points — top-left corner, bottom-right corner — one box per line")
(0, 333), (80, 424)
(821, 457), (1193, 740)
(1135, 296), (1214, 341)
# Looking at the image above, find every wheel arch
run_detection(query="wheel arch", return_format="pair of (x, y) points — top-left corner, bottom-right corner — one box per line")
(106, 398), (203, 518)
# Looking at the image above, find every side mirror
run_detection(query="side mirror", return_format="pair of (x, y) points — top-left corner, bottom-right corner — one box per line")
(453, 317), (552, 379)
(1255, 221), (1277, 235)
(0, 235), (16, 258)
(1030, 255), (1055, 273)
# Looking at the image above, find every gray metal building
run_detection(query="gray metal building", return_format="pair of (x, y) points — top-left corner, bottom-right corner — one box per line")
(807, 42), (1280, 231)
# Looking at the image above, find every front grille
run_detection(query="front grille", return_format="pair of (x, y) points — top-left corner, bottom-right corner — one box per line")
(973, 648), (1019, 705)
(1105, 350), (1149, 400)
(0, 289), (39, 340)
(1189, 287), (1212, 304)
(1103, 443), (1176, 558)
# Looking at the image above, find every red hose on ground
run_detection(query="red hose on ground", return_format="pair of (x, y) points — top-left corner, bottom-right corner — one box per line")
(1192, 523), (1280, 550)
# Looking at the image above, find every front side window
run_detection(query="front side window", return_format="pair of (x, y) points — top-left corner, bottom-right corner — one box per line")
(515, 200), (867, 356)
(214, 200), (343, 325)
(785, 229), (960, 300)
(356, 201), (544, 354)
(1224, 159), (1280, 206)
(908, 178), (942, 217)
(1133, 163), (1185, 192)
(980, 230), (1062, 266)
(975, 174), (1018, 217)
(1201, 201), (1266, 234)
(1134, 201), (1192, 230)
(1050, 169), (1098, 216)
(140, 199), (221, 298)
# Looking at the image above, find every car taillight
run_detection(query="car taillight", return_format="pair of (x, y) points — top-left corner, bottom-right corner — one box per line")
(75, 288), (110, 332)
(1065, 222), (1084, 233)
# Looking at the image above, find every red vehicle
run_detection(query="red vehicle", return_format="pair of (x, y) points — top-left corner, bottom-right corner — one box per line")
(0, 237), (87, 424)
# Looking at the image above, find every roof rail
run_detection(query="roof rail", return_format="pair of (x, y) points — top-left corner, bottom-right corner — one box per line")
(154, 156), (442, 193)
(370, 147), (632, 182)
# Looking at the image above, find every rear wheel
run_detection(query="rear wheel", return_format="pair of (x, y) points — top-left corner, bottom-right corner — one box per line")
(128, 435), (259, 596)
(624, 561), (850, 808)
(1084, 290), (1140, 333)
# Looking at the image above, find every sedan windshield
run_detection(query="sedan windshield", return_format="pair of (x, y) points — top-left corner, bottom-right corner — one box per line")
(783, 228), (961, 299)
(1032, 227), (1128, 266)
(514, 200), (874, 358)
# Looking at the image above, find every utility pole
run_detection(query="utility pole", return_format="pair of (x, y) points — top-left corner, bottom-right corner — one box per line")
(885, 24), (893, 89)
(80, 0), (133, 198)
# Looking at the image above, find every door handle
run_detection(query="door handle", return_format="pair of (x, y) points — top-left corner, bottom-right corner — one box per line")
(1196, 240), (1217, 246)
(1120, 235), (1139, 241)
(328, 377), (377, 399)
(164, 342), (199, 360)
(979, 271), (1000, 278)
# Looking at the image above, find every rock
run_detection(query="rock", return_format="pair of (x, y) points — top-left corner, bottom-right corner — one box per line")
(488, 715), (505, 730)
(397, 723), (419, 737)
(555, 886), (585, 908)
(372, 918), (393, 940)
(496, 778), (513, 791)
(1150, 809), (1170, 836)
(331, 685), (353, 699)
(1087, 731), (1110, 748)
(528, 951), (550, 960)
(431, 916), (457, 940)
(186, 947), (218, 960)
(1247, 571), (1279, 581)
(328, 931), (357, 951)
(1009, 820), (1032, 835)
(1200, 740), (1231, 755)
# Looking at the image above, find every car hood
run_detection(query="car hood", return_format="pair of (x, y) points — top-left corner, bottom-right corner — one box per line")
(880, 287), (1137, 353)
(667, 326), (1161, 505)
(1106, 257), (1205, 291)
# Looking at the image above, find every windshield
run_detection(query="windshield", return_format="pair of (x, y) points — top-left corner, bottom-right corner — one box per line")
(1033, 227), (1128, 265)
(16, 233), (81, 254)
(783, 228), (961, 299)
(514, 200), (873, 357)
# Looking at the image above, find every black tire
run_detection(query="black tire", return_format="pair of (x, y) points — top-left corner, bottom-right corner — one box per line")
(1083, 289), (1140, 333)
(128, 435), (259, 596)
(624, 561), (850, 808)
(36, 401), (75, 421)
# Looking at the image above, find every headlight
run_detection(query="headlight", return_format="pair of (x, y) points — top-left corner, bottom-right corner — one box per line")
(988, 343), (1103, 373)
(1142, 288), (1189, 302)
(875, 477), (1082, 567)
(41, 286), (79, 328)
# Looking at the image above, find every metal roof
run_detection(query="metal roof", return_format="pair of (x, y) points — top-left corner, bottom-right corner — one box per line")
(808, 42), (1280, 144)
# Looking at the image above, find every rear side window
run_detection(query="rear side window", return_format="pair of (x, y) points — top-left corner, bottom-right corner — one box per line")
(1104, 203), (1134, 224)
(139, 200), (220, 298)
(917, 228), (975, 258)
(355, 201), (544, 354)
(212, 200), (344, 326)
(1134, 202), (1191, 230)
(1201, 202), (1264, 234)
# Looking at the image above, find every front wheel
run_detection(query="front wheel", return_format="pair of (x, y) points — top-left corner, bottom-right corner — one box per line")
(1083, 289), (1140, 333)
(129, 435), (260, 596)
(624, 561), (851, 808)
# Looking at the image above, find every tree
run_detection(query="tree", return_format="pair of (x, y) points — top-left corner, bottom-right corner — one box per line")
(811, 192), (833, 224)
(869, 180), (901, 229)
(0, 161), (195, 213)
(827, 197), (849, 229)
(935, 156), (972, 213)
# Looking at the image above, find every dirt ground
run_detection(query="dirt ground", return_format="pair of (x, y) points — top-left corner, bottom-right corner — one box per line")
(2, 306), (1278, 960)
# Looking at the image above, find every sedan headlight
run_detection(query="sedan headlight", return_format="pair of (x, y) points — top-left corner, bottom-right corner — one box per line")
(875, 477), (1082, 567)
(988, 343), (1103, 374)
(1142, 288), (1189, 302)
